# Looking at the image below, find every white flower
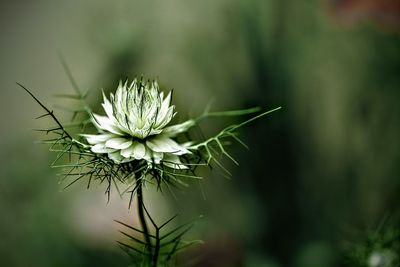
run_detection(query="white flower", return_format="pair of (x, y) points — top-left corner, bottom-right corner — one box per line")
(83, 78), (195, 169)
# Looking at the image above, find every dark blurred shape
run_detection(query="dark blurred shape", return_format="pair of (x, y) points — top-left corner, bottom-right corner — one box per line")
(330, 0), (400, 31)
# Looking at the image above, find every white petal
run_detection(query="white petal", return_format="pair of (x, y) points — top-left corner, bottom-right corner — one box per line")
(152, 151), (163, 164)
(162, 120), (195, 137)
(130, 128), (155, 139)
(155, 91), (174, 128)
(146, 135), (190, 155)
(121, 142), (146, 160)
(155, 106), (174, 129)
(182, 141), (194, 147)
(142, 146), (152, 162)
(158, 91), (171, 117)
(91, 143), (117, 154)
(92, 114), (124, 135)
(133, 143), (146, 159)
(81, 133), (116, 145)
(147, 128), (163, 137)
(163, 155), (188, 170)
(101, 91), (115, 119)
(108, 151), (132, 163)
(159, 91), (164, 101)
(105, 137), (132, 149)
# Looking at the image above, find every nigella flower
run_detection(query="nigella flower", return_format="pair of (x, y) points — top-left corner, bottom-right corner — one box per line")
(22, 64), (281, 267)
(82, 78), (194, 169)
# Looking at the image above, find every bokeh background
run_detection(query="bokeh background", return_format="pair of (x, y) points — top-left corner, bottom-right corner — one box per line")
(1, 0), (399, 266)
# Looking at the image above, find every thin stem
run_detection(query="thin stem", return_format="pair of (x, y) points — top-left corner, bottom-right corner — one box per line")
(153, 228), (160, 267)
(141, 199), (161, 267)
(136, 174), (162, 267)
(136, 180), (152, 262)
(18, 83), (73, 140)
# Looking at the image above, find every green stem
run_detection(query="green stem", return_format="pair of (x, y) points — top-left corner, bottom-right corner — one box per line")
(136, 182), (152, 263)
(152, 228), (160, 267)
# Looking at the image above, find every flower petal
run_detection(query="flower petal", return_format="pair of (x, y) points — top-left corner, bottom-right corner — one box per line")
(155, 107), (174, 129)
(162, 120), (195, 137)
(81, 133), (116, 145)
(142, 146), (152, 162)
(91, 143), (117, 154)
(105, 137), (132, 149)
(101, 91), (115, 120)
(108, 151), (132, 163)
(158, 91), (172, 118)
(152, 151), (163, 164)
(92, 113), (124, 135)
(154, 91), (174, 128)
(146, 135), (190, 155)
(163, 154), (188, 169)
(133, 143), (146, 159)
(121, 142), (146, 160)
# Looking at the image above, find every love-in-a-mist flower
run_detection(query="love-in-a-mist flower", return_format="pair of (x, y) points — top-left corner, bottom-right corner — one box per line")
(22, 68), (281, 267)
(83, 78), (194, 169)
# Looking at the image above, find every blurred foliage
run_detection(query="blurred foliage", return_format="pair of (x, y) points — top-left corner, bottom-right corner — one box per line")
(0, 141), (129, 267)
(1, 0), (399, 266)
(343, 216), (400, 267)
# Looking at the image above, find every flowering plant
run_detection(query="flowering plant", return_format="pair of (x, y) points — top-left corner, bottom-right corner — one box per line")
(20, 64), (280, 266)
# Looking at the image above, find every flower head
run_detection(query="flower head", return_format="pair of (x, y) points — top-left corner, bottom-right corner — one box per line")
(83, 78), (194, 168)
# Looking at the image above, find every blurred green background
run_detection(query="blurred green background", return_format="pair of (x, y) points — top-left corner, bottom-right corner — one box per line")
(1, 0), (399, 266)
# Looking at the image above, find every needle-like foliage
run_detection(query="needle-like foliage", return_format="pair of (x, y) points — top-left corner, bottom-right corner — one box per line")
(116, 208), (203, 267)
(20, 65), (280, 267)
(19, 80), (280, 200)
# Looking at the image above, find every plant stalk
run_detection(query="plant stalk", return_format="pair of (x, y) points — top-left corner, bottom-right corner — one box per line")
(153, 228), (160, 267)
(136, 181), (153, 263)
